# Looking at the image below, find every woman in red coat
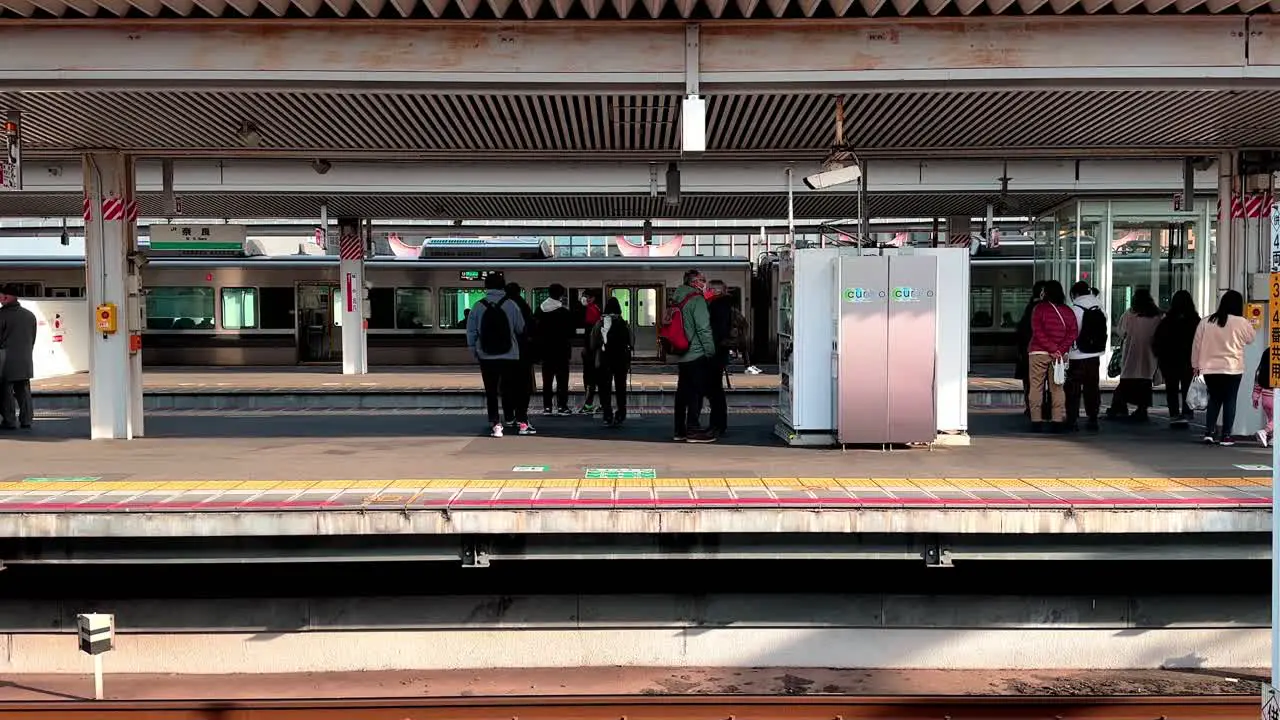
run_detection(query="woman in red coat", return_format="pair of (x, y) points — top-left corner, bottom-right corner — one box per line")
(1026, 280), (1079, 433)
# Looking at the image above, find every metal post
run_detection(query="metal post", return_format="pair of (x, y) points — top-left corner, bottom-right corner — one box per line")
(1218, 152), (1235, 296)
(93, 654), (103, 700)
(1268, 197), (1280, 701)
(858, 160), (870, 254)
(786, 166), (795, 251)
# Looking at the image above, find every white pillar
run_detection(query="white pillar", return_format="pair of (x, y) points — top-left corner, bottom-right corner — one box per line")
(1217, 151), (1236, 296)
(82, 152), (143, 439)
(337, 217), (368, 375)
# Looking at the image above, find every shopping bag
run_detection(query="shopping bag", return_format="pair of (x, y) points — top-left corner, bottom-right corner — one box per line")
(1106, 339), (1124, 379)
(1052, 358), (1067, 386)
(1187, 375), (1209, 412)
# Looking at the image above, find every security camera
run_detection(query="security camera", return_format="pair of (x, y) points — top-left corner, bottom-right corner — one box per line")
(311, 159), (332, 175)
(803, 163), (862, 190)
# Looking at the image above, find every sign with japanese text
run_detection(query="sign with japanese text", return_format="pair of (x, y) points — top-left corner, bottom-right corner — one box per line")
(148, 224), (246, 252)
(0, 111), (20, 191)
(1271, 273), (1280, 388)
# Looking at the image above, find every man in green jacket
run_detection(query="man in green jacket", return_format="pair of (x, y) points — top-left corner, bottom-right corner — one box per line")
(669, 269), (718, 443)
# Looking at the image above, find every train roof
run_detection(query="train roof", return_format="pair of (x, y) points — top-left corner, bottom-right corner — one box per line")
(0, 256), (756, 270)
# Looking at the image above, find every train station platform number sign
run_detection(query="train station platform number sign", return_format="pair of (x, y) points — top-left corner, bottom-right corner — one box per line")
(1, 111), (19, 192)
(1271, 201), (1280, 387)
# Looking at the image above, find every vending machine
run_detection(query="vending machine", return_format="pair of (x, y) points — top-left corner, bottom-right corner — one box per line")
(774, 250), (839, 446)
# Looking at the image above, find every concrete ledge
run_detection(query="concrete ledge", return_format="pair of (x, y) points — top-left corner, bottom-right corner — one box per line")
(0, 627), (1266, 673)
(0, 508), (1268, 538)
(0, 594), (1263, 633)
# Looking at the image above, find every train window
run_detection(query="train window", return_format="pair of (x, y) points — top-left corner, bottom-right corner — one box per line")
(15, 283), (42, 298)
(44, 287), (85, 298)
(1000, 287), (1032, 329)
(258, 287), (295, 330)
(221, 288), (259, 330)
(395, 288), (433, 329)
(970, 286), (995, 328)
(146, 287), (215, 330)
(439, 288), (489, 329)
(368, 288), (396, 330)
(531, 287), (550, 309)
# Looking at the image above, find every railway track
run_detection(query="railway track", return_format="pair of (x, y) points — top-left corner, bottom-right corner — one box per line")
(0, 694), (1257, 720)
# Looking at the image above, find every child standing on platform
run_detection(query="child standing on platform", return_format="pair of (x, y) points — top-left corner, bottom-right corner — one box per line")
(1254, 348), (1274, 447)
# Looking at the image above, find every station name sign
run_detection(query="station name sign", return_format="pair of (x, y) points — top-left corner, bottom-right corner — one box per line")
(149, 224), (248, 252)
(459, 270), (495, 281)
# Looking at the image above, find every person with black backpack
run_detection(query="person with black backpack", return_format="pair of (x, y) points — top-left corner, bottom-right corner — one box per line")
(466, 272), (531, 438)
(589, 296), (633, 428)
(1065, 280), (1106, 432)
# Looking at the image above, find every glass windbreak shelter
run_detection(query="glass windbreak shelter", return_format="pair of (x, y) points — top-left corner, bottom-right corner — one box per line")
(1031, 198), (1216, 337)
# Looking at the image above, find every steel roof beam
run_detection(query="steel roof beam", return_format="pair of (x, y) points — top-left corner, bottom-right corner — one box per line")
(9, 158), (1224, 195)
(0, 17), (1268, 92)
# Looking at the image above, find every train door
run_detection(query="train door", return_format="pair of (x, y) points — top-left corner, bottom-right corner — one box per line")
(606, 285), (661, 359)
(297, 283), (341, 363)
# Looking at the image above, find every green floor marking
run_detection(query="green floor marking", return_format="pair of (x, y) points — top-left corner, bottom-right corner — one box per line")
(585, 468), (656, 480)
(23, 476), (101, 483)
(512, 466), (549, 472)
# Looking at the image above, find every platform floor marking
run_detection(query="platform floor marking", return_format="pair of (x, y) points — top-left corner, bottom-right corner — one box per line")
(1128, 477), (1190, 490)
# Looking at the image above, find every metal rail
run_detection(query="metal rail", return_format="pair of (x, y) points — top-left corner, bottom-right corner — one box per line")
(0, 694), (1258, 720)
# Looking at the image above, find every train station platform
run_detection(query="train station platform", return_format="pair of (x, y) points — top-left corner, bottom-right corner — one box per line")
(27, 365), (1100, 411)
(0, 410), (1269, 546)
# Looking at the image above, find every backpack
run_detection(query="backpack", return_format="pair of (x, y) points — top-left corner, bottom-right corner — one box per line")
(658, 293), (697, 355)
(595, 317), (630, 369)
(478, 297), (512, 355)
(1075, 304), (1107, 354)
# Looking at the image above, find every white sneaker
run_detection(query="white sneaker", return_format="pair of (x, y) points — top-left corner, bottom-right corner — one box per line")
(518, 422), (537, 436)
(1259, 430), (1270, 448)
(746, 365), (763, 375)
(1203, 435), (1216, 445)
(490, 424), (504, 438)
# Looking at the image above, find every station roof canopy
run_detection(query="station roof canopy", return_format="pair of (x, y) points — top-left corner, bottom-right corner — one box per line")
(0, 0), (1276, 19)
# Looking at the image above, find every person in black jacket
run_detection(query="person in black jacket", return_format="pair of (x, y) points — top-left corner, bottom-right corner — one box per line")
(590, 296), (633, 427)
(704, 280), (733, 436)
(505, 282), (537, 431)
(1152, 289), (1200, 427)
(534, 283), (575, 415)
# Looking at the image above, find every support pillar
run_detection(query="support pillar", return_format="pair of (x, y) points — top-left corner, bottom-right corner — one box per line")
(337, 217), (368, 375)
(1217, 151), (1238, 297)
(82, 152), (143, 440)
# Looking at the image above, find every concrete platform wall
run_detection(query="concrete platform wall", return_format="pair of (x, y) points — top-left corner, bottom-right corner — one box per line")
(1, 628), (1264, 673)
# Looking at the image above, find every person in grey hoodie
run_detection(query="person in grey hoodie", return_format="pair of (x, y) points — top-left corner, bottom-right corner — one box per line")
(466, 272), (531, 438)
(1065, 280), (1105, 432)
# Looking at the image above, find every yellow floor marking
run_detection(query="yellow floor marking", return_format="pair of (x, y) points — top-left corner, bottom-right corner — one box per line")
(870, 478), (912, 488)
(463, 480), (505, 489)
(617, 478), (655, 488)
(835, 478), (875, 489)
(386, 480), (432, 490)
(1057, 478), (1113, 490)
(695, 478), (729, 488)
(1197, 477), (1262, 487)
(1128, 477), (1188, 490)
(982, 478), (1029, 488)
(313, 480), (388, 490)
(501, 479), (543, 489)
(1092, 477), (1141, 490)
(539, 478), (580, 488)
(425, 479), (465, 488)
(649, 478), (691, 488)
(724, 477), (765, 487)
(90, 482), (166, 492)
(580, 479), (617, 489)
(908, 478), (956, 489)
(155, 481), (224, 491)
(761, 477), (803, 487)
(797, 477), (836, 488)
(1021, 477), (1075, 488)
(941, 478), (989, 488)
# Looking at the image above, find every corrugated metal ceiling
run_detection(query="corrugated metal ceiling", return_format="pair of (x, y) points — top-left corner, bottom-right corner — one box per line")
(0, 191), (1074, 220)
(0, 0), (1276, 18)
(4, 89), (1280, 157)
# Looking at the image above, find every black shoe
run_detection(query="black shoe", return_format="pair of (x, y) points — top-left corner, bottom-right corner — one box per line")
(686, 430), (719, 444)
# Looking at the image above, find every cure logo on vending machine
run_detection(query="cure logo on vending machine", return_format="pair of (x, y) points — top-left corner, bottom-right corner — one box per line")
(842, 287), (884, 303)
(890, 286), (936, 302)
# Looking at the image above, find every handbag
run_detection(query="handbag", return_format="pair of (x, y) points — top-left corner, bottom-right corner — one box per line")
(1107, 337), (1125, 379)
(1052, 358), (1067, 386)
(1187, 375), (1209, 411)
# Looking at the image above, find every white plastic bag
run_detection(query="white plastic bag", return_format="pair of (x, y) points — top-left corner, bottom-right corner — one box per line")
(1187, 375), (1209, 412)
(1052, 358), (1067, 386)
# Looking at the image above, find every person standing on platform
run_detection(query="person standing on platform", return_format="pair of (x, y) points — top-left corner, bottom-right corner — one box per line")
(1026, 279), (1077, 433)
(0, 284), (37, 431)
(535, 283), (575, 415)
(1252, 348), (1274, 448)
(1015, 281), (1047, 420)
(590, 296), (633, 428)
(704, 279), (733, 437)
(466, 272), (531, 438)
(1065, 280), (1106, 432)
(1153, 289), (1200, 429)
(1193, 289), (1256, 446)
(577, 288), (603, 415)
(1106, 289), (1162, 423)
(662, 269), (717, 443)
(505, 282), (537, 433)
